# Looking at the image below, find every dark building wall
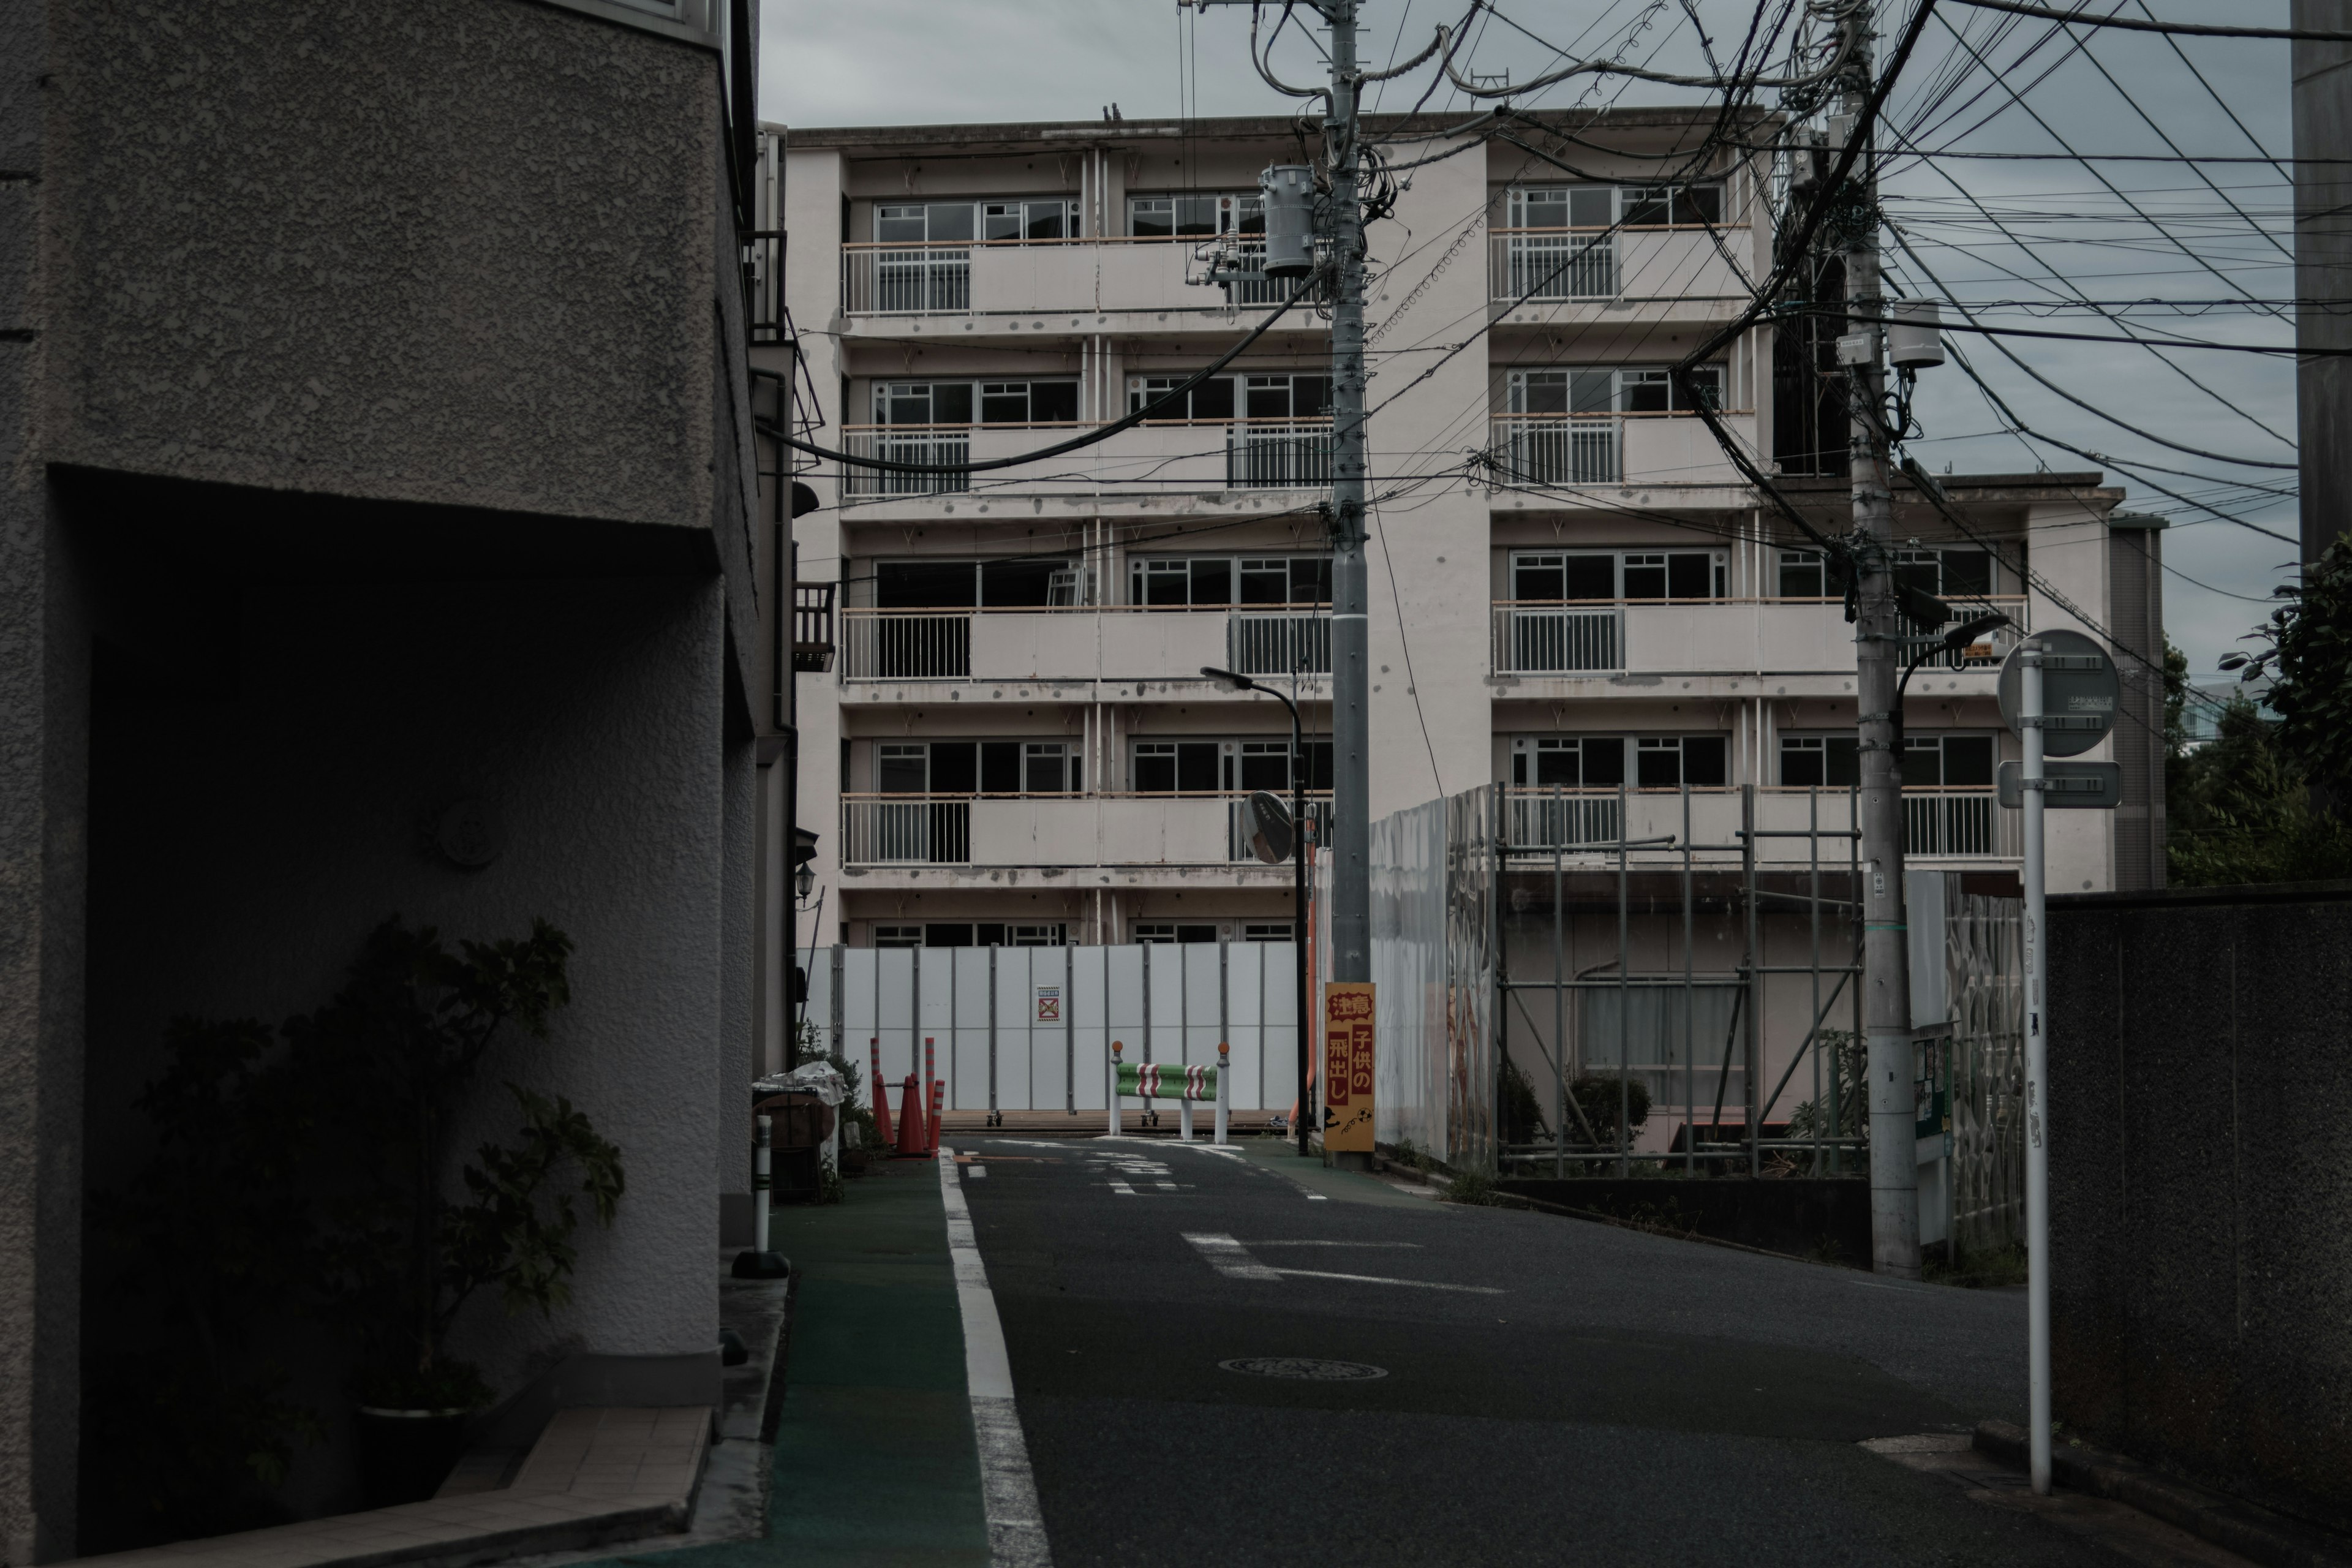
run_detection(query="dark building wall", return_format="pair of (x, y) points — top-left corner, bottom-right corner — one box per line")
(1, 0), (766, 1554)
(2048, 883), (2352, 1532)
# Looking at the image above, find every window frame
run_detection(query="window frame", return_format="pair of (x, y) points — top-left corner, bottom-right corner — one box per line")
(1510, 734), (1730, 789)
(1508, 548), (1728, 603)
(1126, 552), (1333, 608)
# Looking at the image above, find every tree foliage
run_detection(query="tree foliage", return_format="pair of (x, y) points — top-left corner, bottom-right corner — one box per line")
(2226, 537), (2352, 798)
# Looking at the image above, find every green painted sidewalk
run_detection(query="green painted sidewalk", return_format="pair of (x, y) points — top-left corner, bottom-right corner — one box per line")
(589, 1159), (989, 1567)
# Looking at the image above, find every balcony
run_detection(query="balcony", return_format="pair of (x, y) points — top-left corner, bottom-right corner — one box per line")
(1490, 597), (2029, 679)
(1486, 413), (1753, 491)
(1501, 786), (2018, 865)
(839, 606), (1333, 686)
(1486, 226), (1752, 318)
(841, 793), (1334, 872)
(837, 238), (1325, 327)
(837, 420), (1333, 503)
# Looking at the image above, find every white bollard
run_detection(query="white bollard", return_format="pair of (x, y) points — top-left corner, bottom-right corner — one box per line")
(753, 1114), (773, 1254)
(1108, 1041), (1122, 1136)
(1179, 1088), (1194, 1143)
(1215, 1043), (1230, 1145)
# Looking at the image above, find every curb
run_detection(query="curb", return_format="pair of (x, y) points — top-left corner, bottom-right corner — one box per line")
(1972, 1421), (2352, 1568)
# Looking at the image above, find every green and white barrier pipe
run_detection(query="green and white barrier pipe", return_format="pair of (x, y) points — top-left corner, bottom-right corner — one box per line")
(1107, 1039), (1229, 1144)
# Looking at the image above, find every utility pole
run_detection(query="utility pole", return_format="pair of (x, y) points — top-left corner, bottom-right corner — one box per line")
(1189, 0), (1374, 1060)
(1324, 1), (1372, 998)
(1837, 6), (1922, 1279)
(2294, 1), (2352, 567)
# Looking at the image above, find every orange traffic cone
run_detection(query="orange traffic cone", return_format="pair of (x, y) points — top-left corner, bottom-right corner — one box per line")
(895, 1073), (928, 1158)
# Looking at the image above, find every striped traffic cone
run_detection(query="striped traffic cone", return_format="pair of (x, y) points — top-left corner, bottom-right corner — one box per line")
(895, 1073), (927, 1158)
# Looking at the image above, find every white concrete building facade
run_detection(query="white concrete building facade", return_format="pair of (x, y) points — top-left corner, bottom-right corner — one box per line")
(760, 110), (2150, 957)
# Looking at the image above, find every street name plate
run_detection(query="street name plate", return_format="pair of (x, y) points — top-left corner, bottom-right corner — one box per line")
(1997, 628), (2119, 757)
(1322, 982), (1376, 1153)
(1996, 760), (2122, 810)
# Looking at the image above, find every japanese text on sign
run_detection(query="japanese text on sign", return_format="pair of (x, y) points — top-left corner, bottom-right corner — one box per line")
(1322, 982), (1375, 1153)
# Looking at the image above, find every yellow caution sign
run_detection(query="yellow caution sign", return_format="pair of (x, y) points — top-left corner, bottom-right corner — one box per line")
(1322, 982), (1375, 1153)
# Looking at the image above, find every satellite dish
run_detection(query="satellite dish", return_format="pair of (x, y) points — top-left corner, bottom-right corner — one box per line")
(1245, 791), (1294, 864)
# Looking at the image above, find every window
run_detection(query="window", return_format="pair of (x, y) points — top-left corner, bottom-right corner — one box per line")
(1129, 553), (1331, 607)
(1507, 184), (1724, 228)
(1243, 374), (1333, 420)
(1242, 922), (1295, 941)
(1777, 549), (1838, 598)
(1509, 549), (1726, 601)
(1509, 366), (1724, 415)
(875, 558), (1077, 609)
(1512, 736), (1725, 788)
(1135, 922), (1221, 943)
(1893, 547), (1997, 599)
(873, 740), (1079, 796)
(1779, 734), (1995, 788)
(874, 922), (1068, 948)
(877, 380), (1077, 428)
(1620, 184), (1724, 226)
(878, 200), (1078, 245)
(876, 202), (977, 244)
(1133, 737), (1330, 791)
(982, 200), (1079, 242)
(1129, 193), (1263, 238)
(1129, 374), (1236, 421)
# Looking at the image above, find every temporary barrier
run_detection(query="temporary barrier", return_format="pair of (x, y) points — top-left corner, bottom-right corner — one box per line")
(1107, 1039), (1230, 1143)
(809, 943), (1299, 1120)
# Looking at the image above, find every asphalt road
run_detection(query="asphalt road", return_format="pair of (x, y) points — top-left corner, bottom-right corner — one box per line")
(951, 1135), (2135, 1568)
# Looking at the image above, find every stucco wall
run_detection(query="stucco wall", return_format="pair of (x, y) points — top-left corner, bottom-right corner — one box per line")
(36, 0), (727, 533)
(80, 572), (729, 1520)
(2048, 882), (2352, 1532)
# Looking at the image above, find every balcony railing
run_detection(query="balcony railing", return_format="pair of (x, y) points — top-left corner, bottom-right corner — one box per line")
(839, 236), (1333, 320)
(1489, 597), (2029, 678)
(842, 792), (1327, 870)
(1227, 611), (1332, 676)
(1499, 787), (2016, 863)
(1491, 605), (1624, 674)
(1487, 224), (1754, 306)
(839, 427), (972, 497)
(1490, 415), (1621, 484)
(837, 419), (1332, 499)
(1229, 420), (1333, 488)
(839, 606), (1333, 684)
(1491, 228), (1618, 300)
(841, 612), (972, 679)
(842, 243), (973, 314)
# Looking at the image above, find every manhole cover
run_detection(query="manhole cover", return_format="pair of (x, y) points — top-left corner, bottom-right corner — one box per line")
(1218, 1357), (1389, 1381)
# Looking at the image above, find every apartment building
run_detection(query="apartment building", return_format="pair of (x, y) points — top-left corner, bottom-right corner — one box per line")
(762, 110), (2155, 955)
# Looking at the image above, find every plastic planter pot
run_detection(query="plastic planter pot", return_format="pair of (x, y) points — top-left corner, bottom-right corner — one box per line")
(353, 1406), (472, 1507)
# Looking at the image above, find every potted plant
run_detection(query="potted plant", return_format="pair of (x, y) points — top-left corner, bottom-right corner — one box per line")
(284, 918), (625, 1507)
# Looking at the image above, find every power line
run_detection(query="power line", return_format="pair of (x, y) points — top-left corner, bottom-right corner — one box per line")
(1944, 0), (2352, 42)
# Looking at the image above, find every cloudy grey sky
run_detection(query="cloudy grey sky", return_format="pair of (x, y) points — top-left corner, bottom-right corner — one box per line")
(760, 1), (2302, 677)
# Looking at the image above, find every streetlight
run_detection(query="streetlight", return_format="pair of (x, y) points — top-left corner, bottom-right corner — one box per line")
(1201, 665), (1312, 1157)
(1894, 611), (2013, 754)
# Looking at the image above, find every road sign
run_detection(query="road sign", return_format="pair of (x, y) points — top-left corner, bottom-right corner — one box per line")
(1997, 761), (2122, 810)
(1998, 630), (2118, 757)
(1321, 983), (1375, 1153)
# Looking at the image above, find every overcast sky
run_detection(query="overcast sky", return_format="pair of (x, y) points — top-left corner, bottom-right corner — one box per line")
(760, 1), (2302, 679)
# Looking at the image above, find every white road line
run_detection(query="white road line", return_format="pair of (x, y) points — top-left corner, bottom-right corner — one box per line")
(1306, 1193), (1329, 1200)
(1153, 1181), (1178, 1191)
(1106, 1178), (1136, 1196)
(938, 1148), (1054, 1568)
(1182, 1232), (1284, 1281)
(1183, 1232), (1500, 1294)
(967, 1166), (988, 1178)
(1270, 1266), (1504, 1294)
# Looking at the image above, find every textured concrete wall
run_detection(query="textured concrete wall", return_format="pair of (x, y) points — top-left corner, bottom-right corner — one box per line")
(80, 574), (730, 1520)
(2049, 883), (2352, 1532)
(39, 0), (728, 533)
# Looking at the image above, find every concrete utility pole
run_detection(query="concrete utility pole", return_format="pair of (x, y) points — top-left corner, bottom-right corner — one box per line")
(1324, 1), (1372, 993)
(1838, 7), (1922, 1279)
(2294, 1), (2352, 567)
(1190, 0), (1373, 995)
